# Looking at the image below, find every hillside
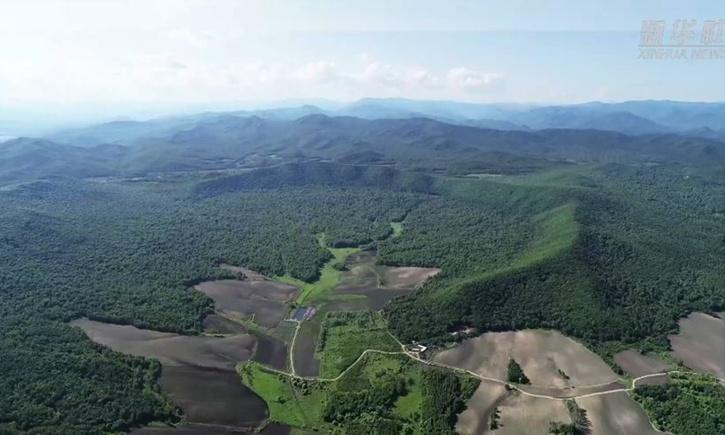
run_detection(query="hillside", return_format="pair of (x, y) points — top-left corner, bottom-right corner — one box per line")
(383, 164), (725, 356)
(1, 109), (724, 434)
(5, 114), (722, 183)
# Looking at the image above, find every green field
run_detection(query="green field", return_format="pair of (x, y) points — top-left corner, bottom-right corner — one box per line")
(275, 234), (360, 304)
(239, 351), (476, 434)
(317, 311), (400, 378)
(237, 363), (327, 430)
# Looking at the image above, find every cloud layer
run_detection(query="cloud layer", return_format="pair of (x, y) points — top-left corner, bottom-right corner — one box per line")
(0, 48), (504, 104)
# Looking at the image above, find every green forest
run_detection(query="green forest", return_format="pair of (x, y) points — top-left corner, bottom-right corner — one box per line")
(633, 372), (725, 435)
(1, 159), (724, 433)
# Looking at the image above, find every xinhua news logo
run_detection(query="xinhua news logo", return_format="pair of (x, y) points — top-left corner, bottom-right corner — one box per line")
(639, 19), (725, 60)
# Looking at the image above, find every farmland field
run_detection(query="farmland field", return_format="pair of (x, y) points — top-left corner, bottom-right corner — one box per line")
(614, 350), (671, 378)
(669, 312), (725, 379)
(492, 392), (571, 435)
(576, 392), (661, 435)
(159, 365), (268, 428)
(454, 383), (508, 435)
(71, 318), (255, 369)
(1, 101), (725, 434)
(434, 330), (618, 388)
(72, 318), (269, 431)
(195, 278), (298, 329)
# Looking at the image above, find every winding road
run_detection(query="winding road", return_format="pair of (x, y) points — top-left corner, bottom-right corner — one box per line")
(265, 326), (686, 401)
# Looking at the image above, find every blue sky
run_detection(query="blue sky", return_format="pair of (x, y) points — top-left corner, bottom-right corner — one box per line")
(1, 0), (723, 123)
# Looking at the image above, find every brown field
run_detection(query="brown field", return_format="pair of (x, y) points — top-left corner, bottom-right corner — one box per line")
(203, 314), (248, 334)
(455, 384), (509, 434)
(195, 279), (298, 328)
(338, 286), (414, 309)
(576, 392), (661, 435)
(292, 321), (320, 377)
(219, 264), (268, 281)
(492, 392), (571, 435)
(434, 330), (618, 388)
(75, 318), (269, 431)
(379, 266), (440, 288)
(252, 332), (288, 371)
(669, 311), (725, 378)
(339, 251), (381, 287)
(159, 365), (268, 428)
(71, 318), (254, 369)
(614, 350), (670, 378)
(339, 250), (440, 290)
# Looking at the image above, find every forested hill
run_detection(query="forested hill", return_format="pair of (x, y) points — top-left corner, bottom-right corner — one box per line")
(382, 163), (725, 356)
(1, 106), (724, 434)
(2, 114), (724, 183)
(0, 157), (723, 433)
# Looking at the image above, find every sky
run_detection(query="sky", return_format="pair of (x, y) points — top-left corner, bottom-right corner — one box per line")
(1, 0), (724, 128)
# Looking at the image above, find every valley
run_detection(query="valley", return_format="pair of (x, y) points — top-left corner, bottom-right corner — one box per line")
(4, 1), (725, 433)
(1, 104), (724, 435)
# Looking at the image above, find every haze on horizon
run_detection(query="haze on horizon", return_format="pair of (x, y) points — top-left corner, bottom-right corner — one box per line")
(1, 0), (724, 130)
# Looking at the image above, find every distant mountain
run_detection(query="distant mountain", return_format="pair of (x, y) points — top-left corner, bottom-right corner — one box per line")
(329, 98), (725, 134)
(48, 106), (327, 148)
(5, 112), (723, 183)
(117, 115), (725, 174)
(0, 138), (124, 182)
(47, 99), (725, 149)
(678, 126), (725, 142)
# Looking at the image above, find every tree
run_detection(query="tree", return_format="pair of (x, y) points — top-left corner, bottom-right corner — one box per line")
(506, 358), (530, 384)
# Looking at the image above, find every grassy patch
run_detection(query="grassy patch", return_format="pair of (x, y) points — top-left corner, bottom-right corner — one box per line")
(317, 311), (400, 378)
(240, 352), (475, 434)
(275, 234), (360, 304)
(394, 370), (423, 420)
(390, 221), (403, 238)
(237, 362), (327, 431)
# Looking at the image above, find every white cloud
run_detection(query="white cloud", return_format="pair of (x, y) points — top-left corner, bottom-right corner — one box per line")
(164, 29), (216, 49)
(404, 68), (441, 89)
(446, 67), (503, 93)
(0, 44), (504, 105)
(290, 61), (338, 84)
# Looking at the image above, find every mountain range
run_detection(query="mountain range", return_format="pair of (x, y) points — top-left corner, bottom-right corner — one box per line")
(1, 99), (724, 183)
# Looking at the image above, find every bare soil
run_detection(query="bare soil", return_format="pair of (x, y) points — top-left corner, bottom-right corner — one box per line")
(492, 392), (571, 435)
(71, 318), (255, 370)
(159, 365), (268, 428)
(669, 311), (725, 378)
(252, 332), (288, 371)
(380, 266), (440, 288)
(434, 330), (618, 388)
(219, 264), (268, 281)
(575, 391), (661, 435)
(338, 286), (414, 309)
(455, 383), (509, 435)
(339, 250), (440, 289)
(614, 350), (670, 378)
(203, 314), (248, 335)
(195, 279), (298, 328)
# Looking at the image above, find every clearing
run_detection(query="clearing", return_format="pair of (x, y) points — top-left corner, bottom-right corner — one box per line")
(434, 329), (618, 389)
(195, 278), (298, 329)
(668, 312), (725, 379)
